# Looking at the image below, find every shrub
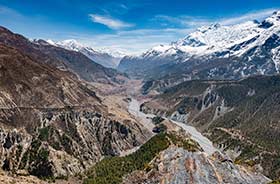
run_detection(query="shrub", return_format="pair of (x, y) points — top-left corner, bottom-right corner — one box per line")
(84, 133), (170, 184)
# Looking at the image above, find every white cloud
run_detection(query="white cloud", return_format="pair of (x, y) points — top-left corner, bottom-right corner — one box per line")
(219, 9), (277, 25)
(0, 5), (23, 18)
(89, 14), (134, 30)
(154, 8), (278, 28)
(154, 15), (212, 28)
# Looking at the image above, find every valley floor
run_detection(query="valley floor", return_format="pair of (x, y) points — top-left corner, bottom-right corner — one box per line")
(128, 97), (218, 156)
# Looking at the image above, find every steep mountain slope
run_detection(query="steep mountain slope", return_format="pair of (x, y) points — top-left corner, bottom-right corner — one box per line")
(0, 42), (149, 179)
(118, 11), (280, 81)
(0, 26), (126, 84)
(51, 39), (122, 69)
(84, 122), (269, 184)
(124, 147), (270, 184)
(141, 75), (280, 179)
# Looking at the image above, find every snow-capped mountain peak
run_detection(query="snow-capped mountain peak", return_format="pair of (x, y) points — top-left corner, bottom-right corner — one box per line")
(272, 10), (280, 18)
(54, 39), (85, 51)
(197, 23), (221, 33)
(140, 10), (280, 60)
(118, 11), (280, 80)
(260, 11), (280, 28)
(139, 19), (264, 60)
(46, 39), (56, 45)
(96, 48), (127, 58)
(47, 39), (123, 68)
(177, 20), (261, 51)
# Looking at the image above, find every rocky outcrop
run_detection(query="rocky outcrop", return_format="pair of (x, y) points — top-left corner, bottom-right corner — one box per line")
(0, 169), (48, 184)
(123, 147), (270, 184)
(0, 108), (148, 178)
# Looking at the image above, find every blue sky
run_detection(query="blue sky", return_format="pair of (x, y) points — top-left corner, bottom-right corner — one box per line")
(0, 0), (280, 54)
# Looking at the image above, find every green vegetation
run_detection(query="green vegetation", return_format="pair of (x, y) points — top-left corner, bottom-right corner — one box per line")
(38, 125), (62, 151)
(168, 133), (202, 152)
(19, 151), (28, 170)
(260, 153), (280, 180)
(216, 84), (248, 106)
(38, 126), (51, 141)
(50, 140), (61, 150)
(84, 132), (202, 184)
(153, 123), (167, 133)
(16, 144), (23, 161)
(163, 80), (210, 96)
(84, 133), (170, 184)
(152, 116), (164, 125)
(158, 123), (167, 131)
(141, 80), (154, 95)
(236, 145), (259, 162)
(60, 133), (73, 155)
(18, 139), (53, 178)
(55, 175), (69, 180)
(269, 180), (280, 184)
(210, 128), (260, 167)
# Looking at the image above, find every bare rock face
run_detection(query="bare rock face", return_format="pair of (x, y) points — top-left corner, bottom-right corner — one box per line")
(124, 147), (270, 184)
(0, 108), (148, 178)
(0, 169), (47, 184)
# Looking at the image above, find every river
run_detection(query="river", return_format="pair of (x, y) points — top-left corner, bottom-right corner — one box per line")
(128, 98), (155, 132)
(128, 98), (218, 155)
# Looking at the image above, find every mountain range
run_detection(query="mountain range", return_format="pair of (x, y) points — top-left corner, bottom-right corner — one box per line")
(0, 10), (280, 184)
(0, 26), (150, 180)
(0, 26), (126, 85)
(48, 39), (123, 69)
(119, 11), (280, 83)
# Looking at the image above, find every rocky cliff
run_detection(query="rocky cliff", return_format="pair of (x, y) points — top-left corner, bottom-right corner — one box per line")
(123, 146), (270, 184)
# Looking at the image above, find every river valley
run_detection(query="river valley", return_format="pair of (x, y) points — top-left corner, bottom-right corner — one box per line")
(128, 97), (218, 156)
